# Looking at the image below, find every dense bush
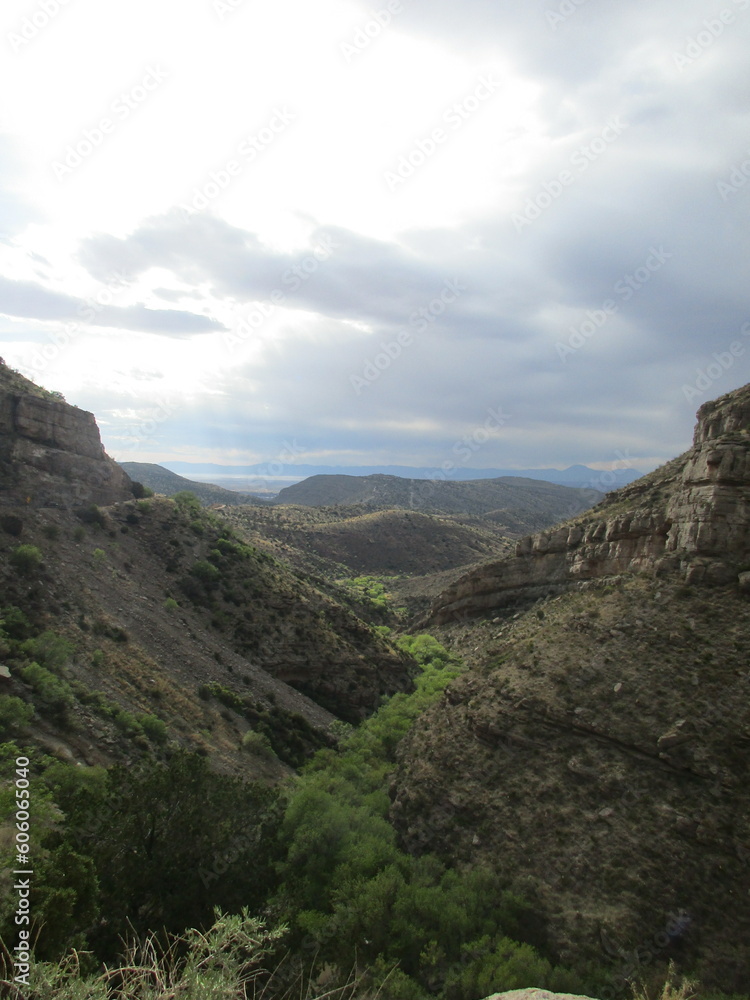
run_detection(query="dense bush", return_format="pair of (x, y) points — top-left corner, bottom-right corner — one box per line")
(1, 514), (24, 536)
(76, 504), (106, 528)
(10, 543), (43, 575)
(272, 637), (575, 996)
(173, 491), (202, 515)
(191, 560), (221, 584)
(0, 694), (34, 734)
(20, 661), (75, 716)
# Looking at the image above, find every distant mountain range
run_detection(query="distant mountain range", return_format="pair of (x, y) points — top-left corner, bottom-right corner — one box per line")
(162, 461), (641, 492)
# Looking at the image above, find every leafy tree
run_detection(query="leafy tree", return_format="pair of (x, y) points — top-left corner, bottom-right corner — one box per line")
(50, 751), (282, 959)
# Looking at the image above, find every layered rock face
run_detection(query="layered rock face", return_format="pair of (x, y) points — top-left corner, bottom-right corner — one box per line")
(429, 384), (750, 624)
(393, 384), (750, 993)
(0, 361), (132, 507)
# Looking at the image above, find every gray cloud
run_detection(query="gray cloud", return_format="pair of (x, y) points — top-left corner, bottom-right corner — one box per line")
(0, 276), (226, 336)
(33, 1), (750, 470)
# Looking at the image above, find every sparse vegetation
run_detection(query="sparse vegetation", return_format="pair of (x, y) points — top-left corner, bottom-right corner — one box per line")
(77, 504), (107, 529)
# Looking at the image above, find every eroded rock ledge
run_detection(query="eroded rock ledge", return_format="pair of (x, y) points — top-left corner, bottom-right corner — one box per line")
(429, 384), (750, 624)
(0, 360), (132, 507)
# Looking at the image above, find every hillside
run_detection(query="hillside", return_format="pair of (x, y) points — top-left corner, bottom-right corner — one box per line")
(118, 461), (265, 506)
(275, 473), (602, 525)
(222, 503), (512, 577)
(0, 362), (416, 778)
(392, 382), (750, 994)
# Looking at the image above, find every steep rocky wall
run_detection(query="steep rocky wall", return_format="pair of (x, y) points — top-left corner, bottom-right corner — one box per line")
(0, 362), (132, 507)
(429, 384), (750, 624)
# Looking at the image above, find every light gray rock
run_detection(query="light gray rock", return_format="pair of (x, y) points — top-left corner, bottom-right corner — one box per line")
(484, 991), (601, 1000)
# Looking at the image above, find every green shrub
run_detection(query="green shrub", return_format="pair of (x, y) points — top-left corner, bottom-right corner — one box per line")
(130, 481), (154, 499)
(174, 491), (202, 516)
(0, 694), (34, 734)
(164, 597), (179, 612)
(112, 708), (144, 738)
(92, 548), (106, 565)
(242, 729), (277, 760)
(92, 649), (105, 668)
(139, 713), (168, 744)
(21, 631), (74, 672)
(77, 504), (106, 528)
(73, 526), (86, 542)
(0, 605), (33, 640)
(21, 661), (74, 715)
(191, 560), (220, 584)
(10, 544), (43, 575)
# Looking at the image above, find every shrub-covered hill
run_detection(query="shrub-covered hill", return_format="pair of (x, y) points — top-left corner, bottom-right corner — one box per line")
(0, 491), (416, 776)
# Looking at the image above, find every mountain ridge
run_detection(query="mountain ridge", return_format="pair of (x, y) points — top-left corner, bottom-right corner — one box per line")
(273, 473), (604, 522)
(162, 461), (641, 491)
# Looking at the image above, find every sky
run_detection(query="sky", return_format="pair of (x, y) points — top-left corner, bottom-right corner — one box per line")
(0, 0), (748, 478)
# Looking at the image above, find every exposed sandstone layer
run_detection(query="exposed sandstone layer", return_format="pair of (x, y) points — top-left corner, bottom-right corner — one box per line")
(428, 384), (750, 624)
(0, 360), (132, 507)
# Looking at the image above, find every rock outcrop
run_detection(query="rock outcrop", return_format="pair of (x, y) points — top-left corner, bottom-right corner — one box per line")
(0, 359), (132, 507)
(484, 993), (600, 1000)
(428, 384), (750, 624)
(393, 384), (750, 993)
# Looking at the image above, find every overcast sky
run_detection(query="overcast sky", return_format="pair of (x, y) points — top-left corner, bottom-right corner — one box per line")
(1, 0), (748, 476)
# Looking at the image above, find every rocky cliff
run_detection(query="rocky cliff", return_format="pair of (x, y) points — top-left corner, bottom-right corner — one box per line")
(393, 384), (750, 993)
(428, 383), (750, 625)
(0, 359), (132, 507)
